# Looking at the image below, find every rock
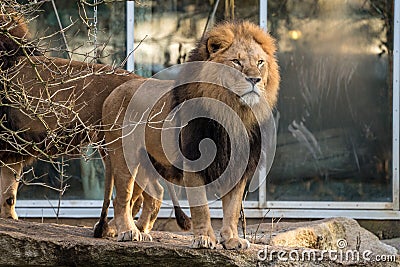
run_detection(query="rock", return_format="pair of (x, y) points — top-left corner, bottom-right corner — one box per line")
(383, 238), (400, 251)
(247, 217), (399, 266)
(0, 218), (258, 267)
(0, 217), (398, 266)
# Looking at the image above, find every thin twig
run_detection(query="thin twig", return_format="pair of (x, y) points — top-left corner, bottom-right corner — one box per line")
(252, 209), (270, 243)
(50, 0), (71, 59)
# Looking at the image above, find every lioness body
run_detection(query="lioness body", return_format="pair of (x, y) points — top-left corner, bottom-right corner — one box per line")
(0, 10), (138, 219)
(96, 21), (280, 249)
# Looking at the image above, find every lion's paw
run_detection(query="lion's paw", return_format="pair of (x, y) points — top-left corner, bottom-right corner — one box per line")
(221, 237), (250, 250)
(134, 220), (146, 232)
(0, 208), (18, 220)
(117, 229), (142, 242)
(191, 235), (216, 249)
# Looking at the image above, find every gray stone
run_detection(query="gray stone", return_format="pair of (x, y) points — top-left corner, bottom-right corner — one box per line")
(0, 217), (398, 266)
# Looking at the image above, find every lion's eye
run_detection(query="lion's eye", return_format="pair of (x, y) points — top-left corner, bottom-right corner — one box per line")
(231, 59), (242, 67)
(257, 59), (265, 68)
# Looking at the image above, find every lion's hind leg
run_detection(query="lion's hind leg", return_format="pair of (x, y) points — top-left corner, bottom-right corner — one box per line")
(135, 182), (163, 237)
(131, 166), (148, 219)
(131, 190), (143, 219)
(131, 166), (163, 241)
(130, 170), (151, 241)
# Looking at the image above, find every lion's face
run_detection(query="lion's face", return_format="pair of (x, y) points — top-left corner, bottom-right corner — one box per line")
(208, 38), (268, 107)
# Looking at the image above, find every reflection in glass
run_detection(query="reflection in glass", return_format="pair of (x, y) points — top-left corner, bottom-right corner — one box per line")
(267, 0), (392, 201)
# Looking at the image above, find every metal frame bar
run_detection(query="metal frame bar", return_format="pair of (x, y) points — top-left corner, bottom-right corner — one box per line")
(126, 1), (135, 71)
(258, 0), (268, 209)
(392, 0), (400, 211)
(14, 200), (393, 210)
(15, 200), (400, 219)
(259, 0), (267, 31)
(14, 209), (400, 220)
(266, 201), (393, 210)
(15, 0), (400, 220)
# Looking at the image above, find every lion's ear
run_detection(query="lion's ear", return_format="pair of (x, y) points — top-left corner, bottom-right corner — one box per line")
(207, 38), (223, 55)
(206, 36), (232, 56)
(205, 24), (234, 57)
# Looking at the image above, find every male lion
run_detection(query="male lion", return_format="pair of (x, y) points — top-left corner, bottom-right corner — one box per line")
(0, 7), (139, 219)
(95, 21), (280, 250)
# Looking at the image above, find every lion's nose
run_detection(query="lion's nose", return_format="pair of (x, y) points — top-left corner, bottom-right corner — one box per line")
(246, 77), (261, 86)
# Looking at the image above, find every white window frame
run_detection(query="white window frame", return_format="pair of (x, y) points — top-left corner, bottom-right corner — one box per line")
(16, 0), (400, 220)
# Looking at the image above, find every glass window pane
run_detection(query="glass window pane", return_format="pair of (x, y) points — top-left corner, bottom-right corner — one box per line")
(267, 0), (393, 202)
(133, 0), (260, 77)
(16, 0), (394, 205)
(17, 1), (126, 200)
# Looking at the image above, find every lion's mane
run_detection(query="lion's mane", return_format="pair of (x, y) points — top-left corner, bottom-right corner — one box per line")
(169, 21), (280, 186)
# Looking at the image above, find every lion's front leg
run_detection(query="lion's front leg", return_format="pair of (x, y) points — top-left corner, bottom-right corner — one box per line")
(184, 172), (216, 249)
(0, 163), (22, 220)
(111, 153), (142, 242)
(220, 178), (250, 250)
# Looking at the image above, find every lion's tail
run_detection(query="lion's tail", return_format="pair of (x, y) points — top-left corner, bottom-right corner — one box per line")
(0, 6), (34, 70)
(93, 155), (114, 238)
(93, 199), (111, 238)
(166, 183), (192, 231)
